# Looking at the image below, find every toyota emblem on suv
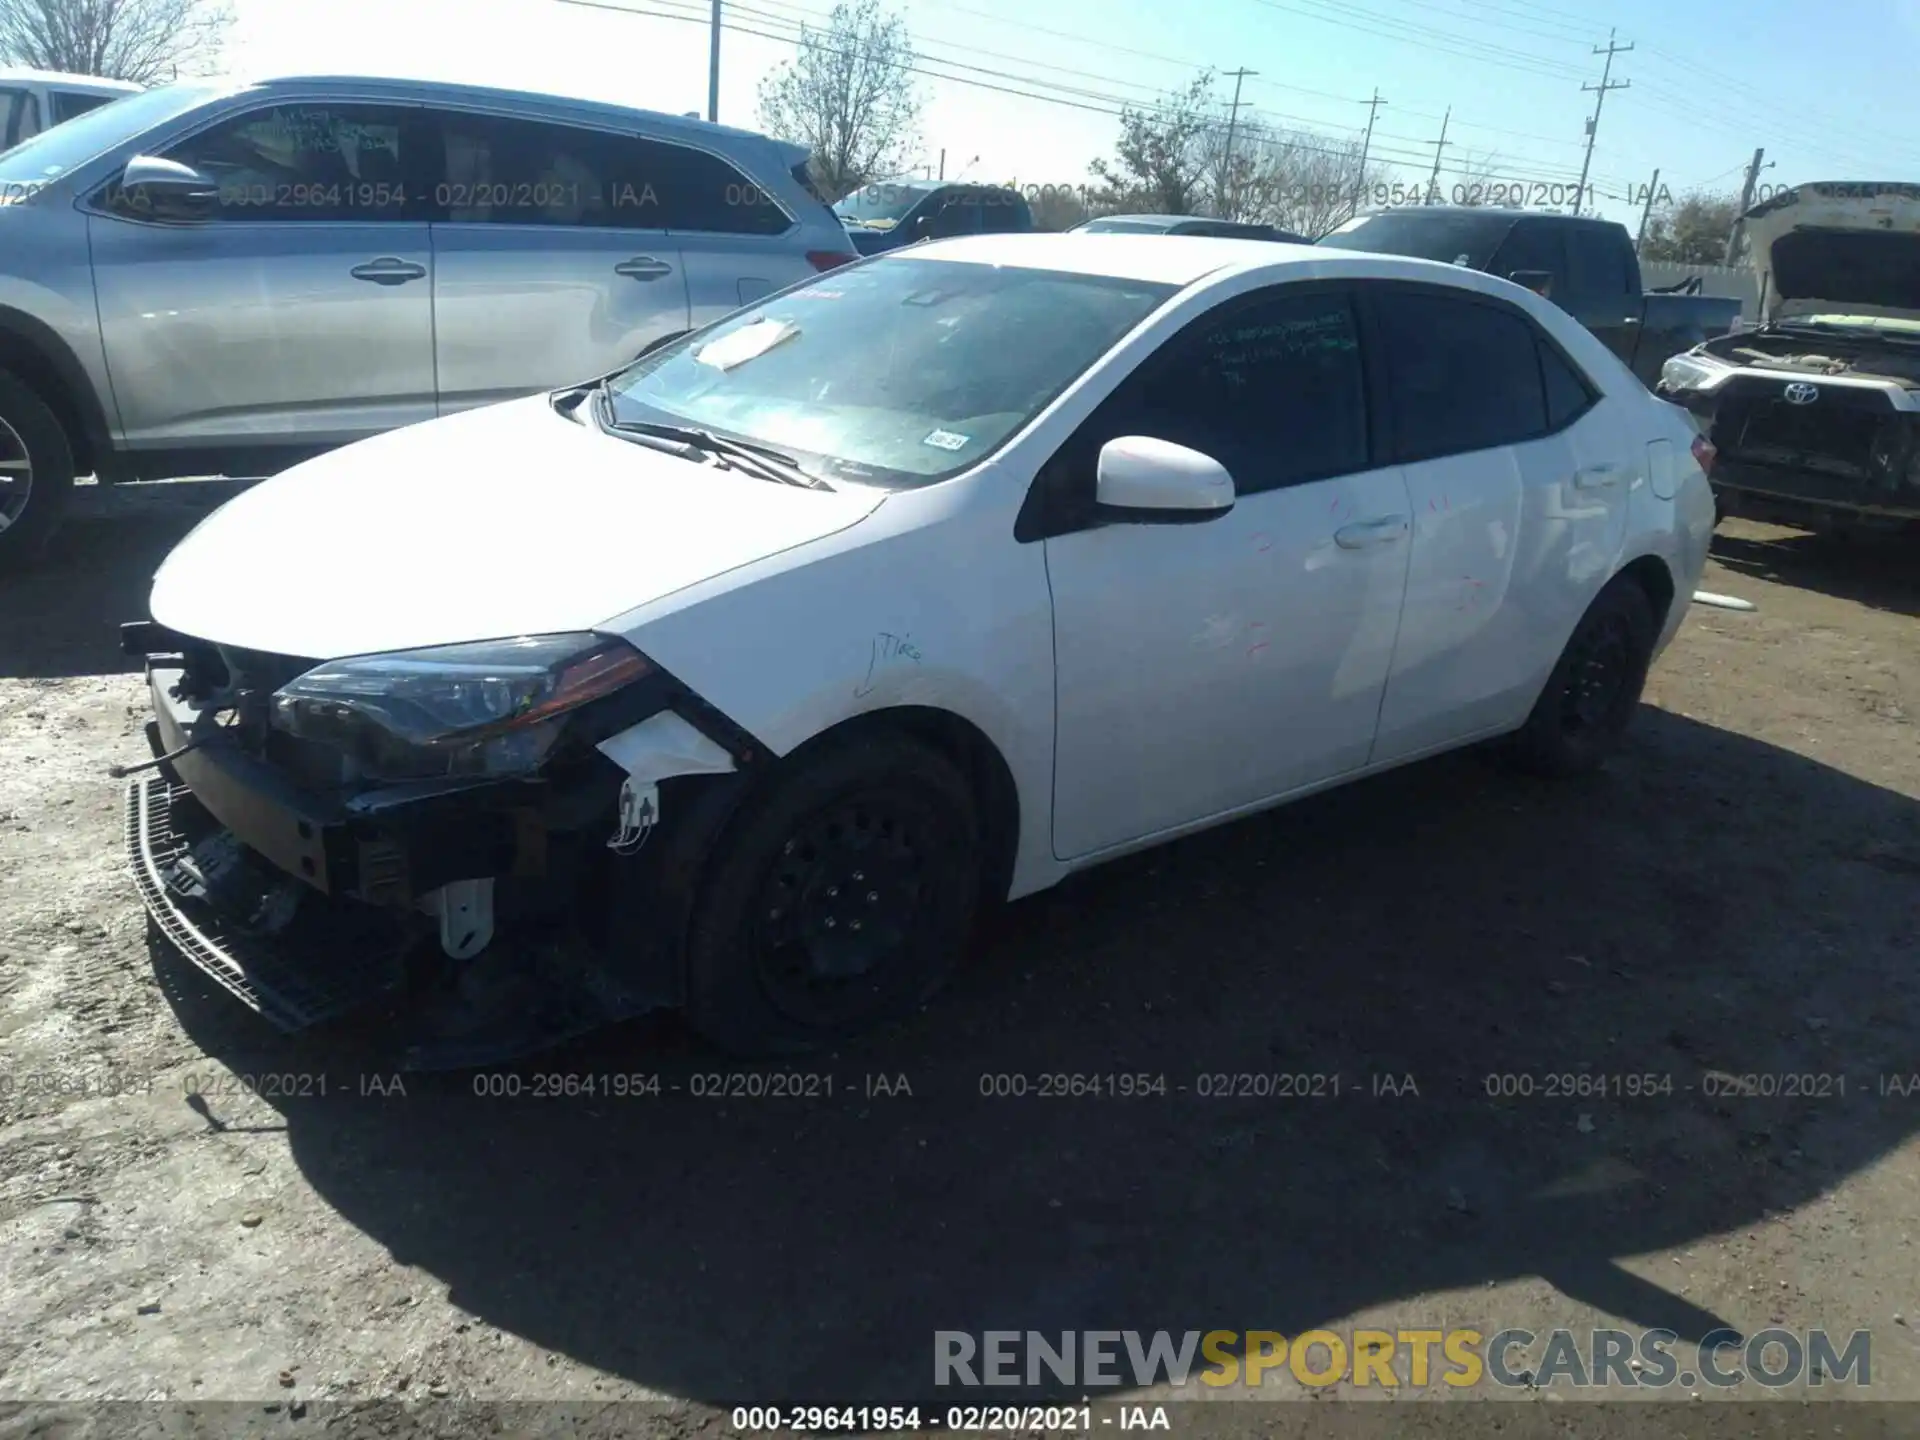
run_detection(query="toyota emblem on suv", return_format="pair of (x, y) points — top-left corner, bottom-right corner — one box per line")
(1784, 382), (1820, 405)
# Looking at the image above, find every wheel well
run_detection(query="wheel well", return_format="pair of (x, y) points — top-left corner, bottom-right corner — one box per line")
(1616, 553), (1676, 632)
(0, 321), (104, 478)
(791, 706), (1022, 908)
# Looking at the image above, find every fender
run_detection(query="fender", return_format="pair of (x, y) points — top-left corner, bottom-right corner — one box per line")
(0, 304), (116, 475)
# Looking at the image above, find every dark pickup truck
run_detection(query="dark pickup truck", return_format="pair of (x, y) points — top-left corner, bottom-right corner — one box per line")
(1317, 207), (1742, 388)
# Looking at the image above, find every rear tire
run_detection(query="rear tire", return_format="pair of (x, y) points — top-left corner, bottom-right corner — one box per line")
(1505, 578), (1658, 778)
(0, 370), (76, 565)
(682, 731), (981, 1055)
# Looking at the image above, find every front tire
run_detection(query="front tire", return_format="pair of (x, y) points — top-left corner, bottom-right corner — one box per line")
(0, 370), (76, 565)
(683, 731), (982, 1055)
(1506, 578), (1658, 777)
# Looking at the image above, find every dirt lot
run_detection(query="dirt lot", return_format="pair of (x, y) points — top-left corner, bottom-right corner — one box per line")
(0, 484), (1916, 1435)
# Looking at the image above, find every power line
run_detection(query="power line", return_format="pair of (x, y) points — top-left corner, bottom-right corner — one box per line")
(563, 0), (1639, 196)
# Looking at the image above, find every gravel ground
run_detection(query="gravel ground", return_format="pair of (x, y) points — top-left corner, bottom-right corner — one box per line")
(0, 482), (1916, 1437)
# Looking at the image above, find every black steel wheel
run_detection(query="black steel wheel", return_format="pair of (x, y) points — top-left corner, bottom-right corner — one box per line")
(1505, 577), (1658, 778)
(683, 731), (981, 1053)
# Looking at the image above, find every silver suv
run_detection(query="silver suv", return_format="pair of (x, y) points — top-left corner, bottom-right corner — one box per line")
(0, 75), (856, 559)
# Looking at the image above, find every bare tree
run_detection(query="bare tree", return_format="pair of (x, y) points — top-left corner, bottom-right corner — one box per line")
(1238, 127), (1389, 237)
(1087, 71), (1216, 216)
(0, 0), (232, 83)
(755, 0), (921, 203)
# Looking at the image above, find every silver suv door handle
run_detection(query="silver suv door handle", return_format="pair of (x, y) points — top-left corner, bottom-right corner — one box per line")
(350, 258), (426, 285)
(1334, 516), (1410, 549)
(614, 256), (674, 281)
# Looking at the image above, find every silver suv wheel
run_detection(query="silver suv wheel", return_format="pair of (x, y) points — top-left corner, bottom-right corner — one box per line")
(0, 413), (32, 535)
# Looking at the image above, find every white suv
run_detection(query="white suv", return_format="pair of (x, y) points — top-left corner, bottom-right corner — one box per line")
(0, 67), (141, 148)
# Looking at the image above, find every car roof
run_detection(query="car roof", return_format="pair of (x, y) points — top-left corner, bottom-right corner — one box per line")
(1086, 214), (1193, 229)
(197, 72), (801, 159)
(904, 230), (1560, 293)
(0, 67), (143, 92)
(1345, 205), (1611, 226)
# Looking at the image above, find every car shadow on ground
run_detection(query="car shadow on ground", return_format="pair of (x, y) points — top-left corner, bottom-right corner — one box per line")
(0, 479), (255, 680)
(1709, 521), (1920, 619)
(150, 701), (1920, 1404)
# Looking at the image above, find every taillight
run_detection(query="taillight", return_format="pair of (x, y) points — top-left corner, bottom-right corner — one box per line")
(806, 250), (856, 271)
(1691, 433), (1716, 475)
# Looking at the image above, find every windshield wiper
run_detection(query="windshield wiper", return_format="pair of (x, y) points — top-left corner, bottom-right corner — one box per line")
(591, 385), (832, 490)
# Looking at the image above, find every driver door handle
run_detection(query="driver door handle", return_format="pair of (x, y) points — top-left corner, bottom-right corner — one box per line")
(615, 256), (674, 281)
(349, 257), (426, 285)
(1574, 462), (1623, 490)
(1334, 516), (1410, 549)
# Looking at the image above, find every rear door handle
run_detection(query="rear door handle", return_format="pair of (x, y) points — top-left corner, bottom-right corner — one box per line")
(615, 256), (674, 281)
(349, 257), (426, 285)
(1574, 463), (1623, 490)
(1334, 516), (1410, 549)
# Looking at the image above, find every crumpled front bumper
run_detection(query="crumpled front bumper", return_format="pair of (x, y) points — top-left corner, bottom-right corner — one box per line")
(124, 772), (415, 1030)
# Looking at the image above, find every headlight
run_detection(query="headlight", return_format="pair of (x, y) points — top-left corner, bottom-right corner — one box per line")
(1659, 352), (1722, 395)
(270, 632), (653, 781)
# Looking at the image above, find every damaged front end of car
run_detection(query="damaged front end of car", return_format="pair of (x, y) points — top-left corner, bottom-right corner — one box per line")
(1657, 181), (1920, 532)
(120, 621), (761, 1066)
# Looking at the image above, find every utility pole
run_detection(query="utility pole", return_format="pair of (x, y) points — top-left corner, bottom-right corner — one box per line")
(1424, 106), (1450, 203)
(1724, 147), (1767, 266)
(1635, 166), (1660, 251)
(706, 0), (721, 122)
(938, 148), (946, 181)
(1355, 88), (1386, 211)
(1574, 28), (1632, 216)
(1219, 67), (1257, 220)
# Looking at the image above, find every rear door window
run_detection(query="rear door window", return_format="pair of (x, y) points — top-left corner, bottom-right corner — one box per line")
(429, 112), (791, 234)
(1373, 286), (1549, 460)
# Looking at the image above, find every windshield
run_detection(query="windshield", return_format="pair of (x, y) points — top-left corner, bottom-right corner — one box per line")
(834, 180), (933, 227)
(0, 82), (214, 184)
(1079, 218), (1173, 234)
(605, 257), (1176, 489)
(1316, 210), (1516, 267)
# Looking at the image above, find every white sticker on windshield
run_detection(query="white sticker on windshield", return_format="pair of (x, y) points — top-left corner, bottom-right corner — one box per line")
(694, 318), (798, 371)
(923, 429), (971, 451)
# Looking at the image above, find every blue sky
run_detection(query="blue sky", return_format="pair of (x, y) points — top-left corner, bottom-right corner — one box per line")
(225, 0), (1920, 226)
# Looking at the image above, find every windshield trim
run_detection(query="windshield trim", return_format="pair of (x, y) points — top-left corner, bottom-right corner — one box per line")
(600, 256), (1181, 492)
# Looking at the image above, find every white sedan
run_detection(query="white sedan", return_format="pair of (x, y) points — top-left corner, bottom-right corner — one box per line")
(125, 233), (1715, 1060)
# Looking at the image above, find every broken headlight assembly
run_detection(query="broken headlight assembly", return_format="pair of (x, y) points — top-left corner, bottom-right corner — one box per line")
(269, 633), (653, 782)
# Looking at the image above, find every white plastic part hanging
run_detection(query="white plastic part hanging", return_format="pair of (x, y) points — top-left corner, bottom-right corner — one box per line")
(609, 778), (659, 855)
(433, 878), (494, 959)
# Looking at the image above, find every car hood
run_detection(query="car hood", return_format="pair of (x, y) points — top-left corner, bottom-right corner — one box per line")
(1746, 183), (1920, 323)
(148, 395), (887, 660)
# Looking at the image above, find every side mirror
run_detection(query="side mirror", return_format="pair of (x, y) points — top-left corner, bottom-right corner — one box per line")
(114, 154), (218, 219)
(1509, 269), (1554, 298)
(909, 212), (936, 242)
(1094, 436), (1235, 522)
